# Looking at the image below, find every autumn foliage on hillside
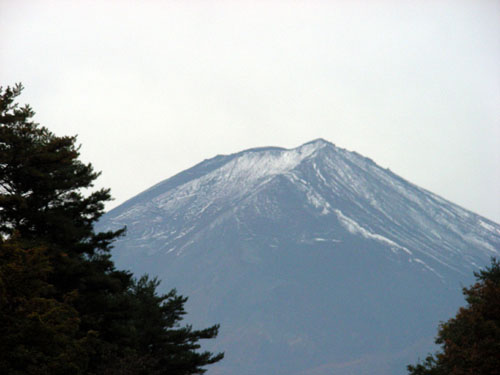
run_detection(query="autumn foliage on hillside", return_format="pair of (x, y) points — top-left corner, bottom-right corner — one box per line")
(408, 258), (500, 375)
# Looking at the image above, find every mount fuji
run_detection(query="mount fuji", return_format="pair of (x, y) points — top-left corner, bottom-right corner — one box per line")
(98, 139), (499, 375)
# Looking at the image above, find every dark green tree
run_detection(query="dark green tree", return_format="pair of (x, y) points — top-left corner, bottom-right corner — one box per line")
(0, 237), (90, 375)
(0, 83), (223, 374)
(407, 258), (500, 375)
(95, 276), (223, 375)
(0, 84), (118, 250)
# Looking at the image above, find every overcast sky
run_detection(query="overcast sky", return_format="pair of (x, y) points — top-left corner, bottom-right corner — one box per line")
(1, 0), (499, 223)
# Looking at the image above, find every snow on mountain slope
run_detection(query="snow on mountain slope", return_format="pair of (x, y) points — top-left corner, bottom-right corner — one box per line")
(99, 139), (500, 375)
(104, 138), (498, 277)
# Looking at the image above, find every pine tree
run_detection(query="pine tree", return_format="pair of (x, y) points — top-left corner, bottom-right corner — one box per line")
(407, 258), (500, 375)
(0, 83), (223, 374)
(0, 82), (130, 370)
(0, 238), (90, 375)
(0, 83), (119, 250)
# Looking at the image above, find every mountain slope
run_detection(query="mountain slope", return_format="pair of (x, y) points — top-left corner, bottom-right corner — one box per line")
(99, 139), (499, 375)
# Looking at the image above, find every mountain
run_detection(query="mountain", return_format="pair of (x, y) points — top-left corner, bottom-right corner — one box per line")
(98, 139), (500, 375)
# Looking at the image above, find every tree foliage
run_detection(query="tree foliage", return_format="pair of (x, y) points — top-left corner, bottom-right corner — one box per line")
(0, 238), (88, 375)
(407, 258), (500, 375)
(0, 84), (223, 374)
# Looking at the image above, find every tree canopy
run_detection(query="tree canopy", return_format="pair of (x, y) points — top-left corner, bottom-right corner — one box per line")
(407, 258), (500, 375)
(0, 83), (223, 375)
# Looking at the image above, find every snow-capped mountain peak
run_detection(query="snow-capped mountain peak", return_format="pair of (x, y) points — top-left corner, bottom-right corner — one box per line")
(99, 139), (499, 375)
(105, 139), (498, 274)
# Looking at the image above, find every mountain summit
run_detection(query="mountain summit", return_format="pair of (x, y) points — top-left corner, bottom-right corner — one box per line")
(99, 140), (499, 375)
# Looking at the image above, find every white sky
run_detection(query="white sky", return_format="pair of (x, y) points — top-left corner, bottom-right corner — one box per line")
(1, 0), (499, 223)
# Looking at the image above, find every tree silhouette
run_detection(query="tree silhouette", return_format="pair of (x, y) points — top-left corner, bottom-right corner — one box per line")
(0, 84), (223, 374)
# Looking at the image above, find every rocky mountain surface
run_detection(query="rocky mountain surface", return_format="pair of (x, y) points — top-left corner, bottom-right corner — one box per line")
(98, 139), (500, 375)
